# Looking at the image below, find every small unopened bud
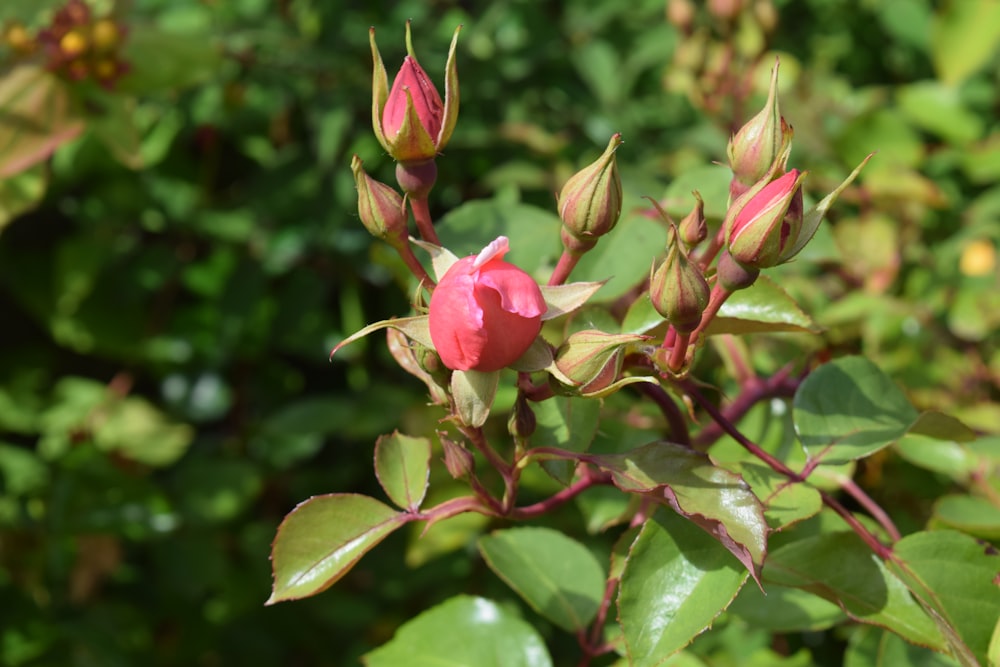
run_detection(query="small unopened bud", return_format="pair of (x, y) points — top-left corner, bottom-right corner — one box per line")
(351, 154), (408, 246)
(650, 227), (710, 333)
(507, 393), (536, 440)
(725, 168), (807, 269)
(554, 330), (649, 394)
(727, 60), (791, 197)
(440, 433), (474, 480)
(678, 191), (707, 247)
(708, 0), (744, 21)
(558, 133), (624, 242)
(717, 248), (759, 291)
(667, 0), (696, 32)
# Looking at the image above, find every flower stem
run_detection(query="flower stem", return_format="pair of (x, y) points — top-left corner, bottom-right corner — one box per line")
(393, 239), (436, 287)
(410, 196), (440, 245)
(635, 382), (691, 446)
(548, 249), (582, 286)
(667, 331), (691, 372)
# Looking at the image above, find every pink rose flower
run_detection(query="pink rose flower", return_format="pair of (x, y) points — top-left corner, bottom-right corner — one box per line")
(428, 237), (546, 372)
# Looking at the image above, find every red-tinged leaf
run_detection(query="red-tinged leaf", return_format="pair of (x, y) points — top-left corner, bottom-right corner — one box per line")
(0, 65), (85, 178)
(268, 493), (409, 604)
(374, 431), (432, 511)
(583, 442), (767, 584)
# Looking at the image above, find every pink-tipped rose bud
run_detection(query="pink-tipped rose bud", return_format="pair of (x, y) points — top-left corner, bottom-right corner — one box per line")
(351, 155), (408, 245)
(725, 168), (806, 269)
(558, 133), (624, 244)
(370, 22), (461, 165)
(650, 226), (711, 333)
(428, 237), (546, 372)
(727, 60), (792, 199)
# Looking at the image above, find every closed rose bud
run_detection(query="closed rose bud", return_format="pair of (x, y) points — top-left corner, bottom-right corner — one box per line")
(554, 330), (649, 394)
(678, 190), (707, 247)
(558, 133), (623, 243)
(716, 248), (759, 291)
(650, 227), (710, 333)
(351, 155), (408, 246)
(507, 393), (536, 439)
(428, 236), (546, 372)
(440, 433), (474, 480)
(727, 60), (791, 197)
(725, 168), (806, 269)
(371, 22), (461, 165)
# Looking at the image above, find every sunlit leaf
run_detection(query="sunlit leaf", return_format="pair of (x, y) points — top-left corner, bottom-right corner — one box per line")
(374, 431), (431, 511)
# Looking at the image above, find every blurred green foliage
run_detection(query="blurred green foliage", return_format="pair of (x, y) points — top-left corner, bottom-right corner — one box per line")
(0, 0), (998, 665)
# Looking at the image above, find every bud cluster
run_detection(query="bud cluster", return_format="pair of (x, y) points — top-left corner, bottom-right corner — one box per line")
(19, 0), (131, 88)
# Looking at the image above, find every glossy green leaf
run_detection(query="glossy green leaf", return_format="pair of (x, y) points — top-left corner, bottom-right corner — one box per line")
(706, 276), (819, 335)
(890, 530), (1000, 667)
(374, 431), (431, 511)
(729, 583), (846, 633)
(929, 0), (1000, 85)
(0, 64), (84, 178)
(437, 199), (562, 277)
(586, 442), (767, 580)
(765, 532), (945, 651)
(478, 527), (605, 633)
(268, 494), (408, 604)
(907, 412), (976, 442)
(845, 626), (960, 667)
(363, 595), (553, 667)
(621, 294), (666, 335)
(533, 396), (601, 484)
(794, 356), (918, 464)
(732, 461), (822, 532)
(619, 508), (748, 665)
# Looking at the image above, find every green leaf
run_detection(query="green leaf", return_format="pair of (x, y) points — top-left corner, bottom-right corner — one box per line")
(363, 595), (553, 667)
(929, 0), (1000, 86)
(0, 442), (49, 496)
(732, 461), (822, 532)
(765, 532), (945, 651)
(268, 494), (409, 604)
(451, 369), (500, 427)
(93, 396), (194, 467)
(118, 24), (222, 94)
(374, 431), (431, 511)
(621, 294), (666, 335)
(890, 530), (1000, 667)
(437, 199), (562, 277)
(729, 583), (847, 633)
(793, 356), (918, 464)
(707, 275), (820, 335)
(619, 508), (748, 665)
(0, 64), (84, 178)
(896, 81), (984, 145)
(585, 442), (767, 580)
(931, 495), (1000, 538)
(532, 396), (601, 485)
(845, 626), (961, 667)
(330, 315), (433, 360)
(895, 434), (979, 482)
(907, 412), (976, 442)
(477, 527), (606, 633)
(660, 164), (733, 221)
(410, 238), (458, 282)
(0, 163), (46, 232)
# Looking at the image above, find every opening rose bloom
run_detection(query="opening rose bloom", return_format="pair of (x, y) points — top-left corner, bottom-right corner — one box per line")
(428, 237), (546, 372)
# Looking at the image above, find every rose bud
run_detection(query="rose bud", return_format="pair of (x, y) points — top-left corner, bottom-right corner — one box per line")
(650, 226), (711, 334)
(727, 60), (792, 199)
(428, 236), (546, 372)
(558, 133), (624, 244)
(678, 190), (707, 247)
(351, 155), (408, 246)
(725, 168), (807, 269)
(554, 330), (650, 395)
(370, 21), (461, 165)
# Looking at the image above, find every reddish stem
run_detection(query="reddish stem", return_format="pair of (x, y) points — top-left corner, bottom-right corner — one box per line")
(410, 197), (440, 245)
(838, 476), (902, 543)
(691, 364), (799, 448)
(548, 249), (583, 286)
(509, 470), (613, 519)
(394, 240), (435, 287)
(667, 331), (691, 371)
